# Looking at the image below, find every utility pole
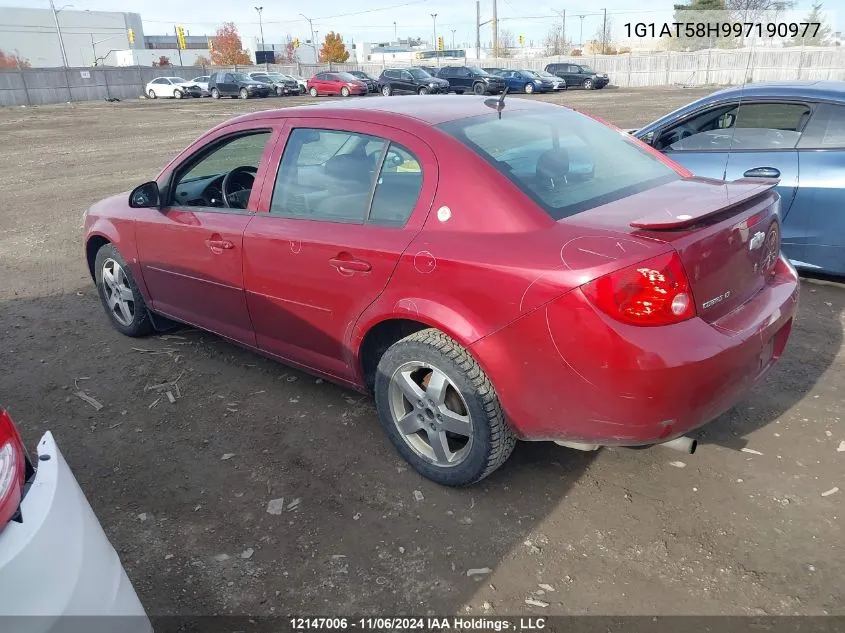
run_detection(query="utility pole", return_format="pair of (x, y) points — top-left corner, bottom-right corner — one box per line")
(48, 0), (69, 68)
(300, 13), (316, 55)
(578, 14), (586, 49)
(602, 7), (608, 54)
(255, 6), (267, 69)
(394, 21), (397, 41)
(492, 0), (498, 59)
(476, 1), (481, 60)
(451, 29), (456, 49)
(552, 8), (566, 53)
(431, 13), (437, 58)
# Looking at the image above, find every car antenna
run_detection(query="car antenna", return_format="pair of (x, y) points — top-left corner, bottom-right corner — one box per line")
(484, 86), (509, 119)
(724, 36), (756, 182)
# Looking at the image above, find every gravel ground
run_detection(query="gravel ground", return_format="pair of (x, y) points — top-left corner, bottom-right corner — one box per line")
(0, 86), (842, 620)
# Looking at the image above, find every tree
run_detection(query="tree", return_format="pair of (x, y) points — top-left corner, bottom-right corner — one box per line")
(0, 50), (31, 68)
(788, 2), (831, 46)
(319, 32), (350, 63)
(543, 26), (567, 56)
(210, 22), (251, 66)
(593, 16), (614, 54)
(725, 0), (795, 21)
(153, 55), (171, 67)
(193, 55), (211, 67)
(277, 34), (297, 63)
(496, 29), (515, 57)
(671, 0), (731, 50)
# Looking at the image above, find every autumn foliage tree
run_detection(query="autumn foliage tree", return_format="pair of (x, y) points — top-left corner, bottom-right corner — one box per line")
(210, 22), (251, 65)
(0, 50), (31, 69)
(319, 32), (350, 63)
(193, 55), (211, 67)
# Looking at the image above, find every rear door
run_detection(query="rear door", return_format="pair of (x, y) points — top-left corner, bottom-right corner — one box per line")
(652, 100), (808, 246)
(399, 70), (415, 93)
(792, 102), (845, 273)
(242, 119), (437, 382)
(223, 73), (238, 96)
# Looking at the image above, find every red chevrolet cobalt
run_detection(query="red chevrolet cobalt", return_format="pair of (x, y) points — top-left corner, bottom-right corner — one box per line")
(83, 96), (798, 486)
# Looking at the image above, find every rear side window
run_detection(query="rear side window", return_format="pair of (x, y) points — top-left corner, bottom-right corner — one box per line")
(439, 111), (678, 220)
(370, 143), (423, 227)
(798, 103), (845, 149)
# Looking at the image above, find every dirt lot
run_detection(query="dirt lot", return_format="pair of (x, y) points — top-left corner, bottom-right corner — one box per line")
(0, 87), (843, 620)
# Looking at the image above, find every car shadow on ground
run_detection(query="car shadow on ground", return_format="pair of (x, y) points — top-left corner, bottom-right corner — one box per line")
(698, 277), (844, 449)
(0, 289), (596, 626)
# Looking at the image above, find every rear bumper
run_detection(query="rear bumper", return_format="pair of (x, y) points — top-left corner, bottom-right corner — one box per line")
(471, 256), (799, 444)
(0, 432), (151, 632)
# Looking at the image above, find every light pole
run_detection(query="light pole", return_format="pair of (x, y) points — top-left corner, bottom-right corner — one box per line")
(90, 34), (121, 66)
(255, 6), (267, 69)
(393, 21), (397, 42)
(552, 8), (566, 53)
(300, 13), (316, 54)
(451, 29), (456, 49)
(431, 13), (437, 59)
(578, 14), (586, 49)
(48, 0), (71, 67)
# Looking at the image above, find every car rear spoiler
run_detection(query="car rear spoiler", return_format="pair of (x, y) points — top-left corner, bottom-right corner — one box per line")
(630, 178), (778, 230)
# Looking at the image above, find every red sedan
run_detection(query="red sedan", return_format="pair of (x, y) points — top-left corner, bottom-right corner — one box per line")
(83, 97), (798, 486)
(307, 71), (368, 97)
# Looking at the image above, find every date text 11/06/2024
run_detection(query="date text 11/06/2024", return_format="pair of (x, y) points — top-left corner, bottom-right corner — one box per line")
(625, 21), (822, 39)
(290, 617), (547, 631)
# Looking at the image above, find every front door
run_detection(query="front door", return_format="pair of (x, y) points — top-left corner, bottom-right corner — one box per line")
(652, 100), (809, 260)
(135, 129), (277, 345)
(243, 120), (437, 382)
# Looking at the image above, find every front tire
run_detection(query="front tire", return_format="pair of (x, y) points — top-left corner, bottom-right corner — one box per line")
(211, 88), (220, 99)
(374, 329), (516, 486)
(381, 85), (392, 96)
(583, 78), (594, 90)
(173, 89), (183, 99)
(418, 86), (429, 95)
(524, 82), (534, 94)
(309, 87), (318, 97)
(472, 82), (486, 95)
(239, 88), (249, 99)
(147, 89), (157, 99)
(341, 86), (350, 97)
(94, 244), (153, 338)
(276, 86), (284, 96)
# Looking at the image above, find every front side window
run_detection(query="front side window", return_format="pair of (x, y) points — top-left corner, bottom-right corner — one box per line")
(271, 129), (423, 226)
(657, 101), (810, 151)
(439, 111), (677, 220)
(173, 132), (272, 209)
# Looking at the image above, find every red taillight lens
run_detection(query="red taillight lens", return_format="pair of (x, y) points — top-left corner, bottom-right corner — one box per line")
(582, 251), (696, 326)
(0, 409), (25, 528)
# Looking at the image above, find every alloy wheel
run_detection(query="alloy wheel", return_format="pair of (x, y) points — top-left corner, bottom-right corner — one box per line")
(101, 258), (135, 326)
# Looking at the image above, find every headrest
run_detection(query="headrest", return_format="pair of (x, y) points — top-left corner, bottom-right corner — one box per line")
(325, 154), (372, 183)
(536, 147), (570, 185)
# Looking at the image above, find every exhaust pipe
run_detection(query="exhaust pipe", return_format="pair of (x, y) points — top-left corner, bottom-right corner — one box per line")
(659, 436), (697, 454)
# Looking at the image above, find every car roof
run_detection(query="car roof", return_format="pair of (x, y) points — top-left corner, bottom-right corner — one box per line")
(224, 94), (566, 127)
(705, 80), (845, 102)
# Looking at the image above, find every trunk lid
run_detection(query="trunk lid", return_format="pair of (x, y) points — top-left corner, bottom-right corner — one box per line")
(569, 177), (782, 322)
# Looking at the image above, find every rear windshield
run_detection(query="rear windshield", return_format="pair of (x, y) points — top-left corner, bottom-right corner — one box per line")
(438, 109), (678, 220)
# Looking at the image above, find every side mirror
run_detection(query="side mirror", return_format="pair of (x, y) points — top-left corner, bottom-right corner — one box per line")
(129, 181), (160, 208)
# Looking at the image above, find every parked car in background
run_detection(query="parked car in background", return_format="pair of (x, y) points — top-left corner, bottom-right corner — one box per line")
(378, 67), (450, 95)
(191, 75), (211, 96)
(347, 70), (380, 93)
(545, 62), (609, 89)
(484, 68), (553, 94)
(526, 69), (567, 90)
(145, 76), (202, 99)
(85, 96), (797, 486)
(307, 72), (368, 97)
(634, 80), (845, 276)
(248, 71), (301, 96)
(208, 71), (272, 99)
(437, 66), (505, 95)
(0, 407), (152, 631)
(284, 73), (308, 93)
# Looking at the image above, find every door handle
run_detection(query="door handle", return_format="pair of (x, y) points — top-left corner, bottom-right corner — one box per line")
(743, 167), (780, 179)
(206, 238), (234, 253)
(329, 255), (372, 273)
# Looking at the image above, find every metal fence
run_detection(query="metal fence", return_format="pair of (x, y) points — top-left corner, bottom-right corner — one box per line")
(2, 47), (843, 107)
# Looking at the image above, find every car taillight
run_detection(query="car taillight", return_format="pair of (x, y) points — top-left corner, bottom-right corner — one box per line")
(582, 251), (696, 326)
(0, 409), (25, 528)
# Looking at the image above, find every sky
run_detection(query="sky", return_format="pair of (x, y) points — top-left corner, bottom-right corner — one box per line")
(3, 0), (843, 49)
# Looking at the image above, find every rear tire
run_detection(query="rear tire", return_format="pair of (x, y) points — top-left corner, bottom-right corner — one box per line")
(94, 244), (153, 338)
(381, 85), (392, 96)
(473, 82), (486, 95)
(211, 88), (220, 99)
(309, 87), (318, 97)
(418, 86), (429, 95)
(147, 89), (156, 99)
(374, 328), (516, 486)
(239, 88), (249, 99)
